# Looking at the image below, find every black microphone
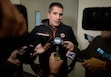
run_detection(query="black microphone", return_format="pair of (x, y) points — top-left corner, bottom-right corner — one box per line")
(53, 37), (63, 60)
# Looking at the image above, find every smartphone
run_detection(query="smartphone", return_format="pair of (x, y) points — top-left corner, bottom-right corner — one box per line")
(84, 33), (93, 41)
(97, 48), (111, 61)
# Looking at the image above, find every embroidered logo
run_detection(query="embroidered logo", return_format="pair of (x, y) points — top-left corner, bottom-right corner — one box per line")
(60, 33), (65, 38)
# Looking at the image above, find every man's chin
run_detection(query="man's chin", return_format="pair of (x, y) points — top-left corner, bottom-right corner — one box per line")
(53, 24), (60, 27)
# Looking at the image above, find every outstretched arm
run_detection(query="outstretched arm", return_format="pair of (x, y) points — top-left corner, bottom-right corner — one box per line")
(49, 52), (63, 77)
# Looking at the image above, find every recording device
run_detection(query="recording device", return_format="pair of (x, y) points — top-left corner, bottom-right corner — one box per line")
(17, 45), (35, 64)
(17, 33), (53, 64)
(97, 48), (111, 61)
(84, 33), (93, 41)
(53, 37), (63, 60)
(53, 37), (82, 61)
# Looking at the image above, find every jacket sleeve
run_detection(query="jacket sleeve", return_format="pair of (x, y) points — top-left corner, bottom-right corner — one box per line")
(73, 46), (85, 62)
(67, 27), (78, 47)
(106, 60), (111, 77)
(1, 61), (17, 77)
(106, 60), (111, 71)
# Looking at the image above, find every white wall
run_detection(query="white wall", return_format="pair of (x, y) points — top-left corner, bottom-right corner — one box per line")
(10, 0), (20, 4)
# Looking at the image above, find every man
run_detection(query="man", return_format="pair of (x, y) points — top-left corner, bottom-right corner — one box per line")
(30, 2), (78, 77)
(73, 30), (111, 77)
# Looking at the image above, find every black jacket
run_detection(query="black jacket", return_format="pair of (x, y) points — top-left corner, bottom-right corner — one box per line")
(30, 19), (78, 77)
(0, 33), (30, 77)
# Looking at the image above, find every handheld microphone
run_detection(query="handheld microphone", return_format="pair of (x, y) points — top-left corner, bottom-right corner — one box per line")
(53, 37), (63, 60)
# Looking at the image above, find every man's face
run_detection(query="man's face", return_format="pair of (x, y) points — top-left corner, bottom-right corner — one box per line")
(101, 30), (111, 38)
(48, 6), (63, 27)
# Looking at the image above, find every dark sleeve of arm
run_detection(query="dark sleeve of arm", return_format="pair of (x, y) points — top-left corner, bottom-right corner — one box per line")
(1, 61), (17, 77)
(73, 46), (88, 62)
(105, 60), (111, 77)
(106, 60), (111, 71)
(0, 32), (30, 50)
(68, 27), (78, 46)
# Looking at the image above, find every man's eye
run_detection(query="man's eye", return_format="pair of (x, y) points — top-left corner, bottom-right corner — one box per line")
(53, 12), (57, 15)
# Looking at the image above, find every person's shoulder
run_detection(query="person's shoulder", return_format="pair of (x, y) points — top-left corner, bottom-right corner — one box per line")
(34, 25), (45, 28)
(93, 35), (102, 40)
(62, 24), (71, 27)
(95, 35), (101, 38)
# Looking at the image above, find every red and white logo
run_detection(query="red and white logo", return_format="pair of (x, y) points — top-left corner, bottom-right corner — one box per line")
(60, 33), (65, 38)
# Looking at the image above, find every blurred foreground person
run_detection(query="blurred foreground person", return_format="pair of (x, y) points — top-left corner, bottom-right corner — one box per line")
(0, 0), (27, 77)
(69, 30), (111, 77)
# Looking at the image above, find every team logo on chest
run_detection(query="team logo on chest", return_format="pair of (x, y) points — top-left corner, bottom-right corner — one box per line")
(60, 33), (65, 38)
